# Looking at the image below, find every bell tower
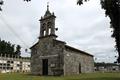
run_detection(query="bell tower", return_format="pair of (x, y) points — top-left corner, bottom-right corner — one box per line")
(39, 3), (57, 39)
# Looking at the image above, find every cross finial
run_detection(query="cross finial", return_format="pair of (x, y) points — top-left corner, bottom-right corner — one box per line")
(47, 2), (49, 11)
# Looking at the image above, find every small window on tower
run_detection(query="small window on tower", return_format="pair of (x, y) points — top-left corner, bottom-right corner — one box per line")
(43, 30), (46, 36)
(48, 28), (51, 35)
(42, 23), (46, 36)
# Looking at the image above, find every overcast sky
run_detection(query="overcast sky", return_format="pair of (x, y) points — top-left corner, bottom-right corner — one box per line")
(0, 0), (118, 63)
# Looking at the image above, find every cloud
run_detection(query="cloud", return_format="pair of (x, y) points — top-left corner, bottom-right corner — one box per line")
(0, 0), (117, 62)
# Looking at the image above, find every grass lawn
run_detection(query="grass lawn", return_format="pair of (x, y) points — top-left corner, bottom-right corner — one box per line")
(0, 72), (120, 80)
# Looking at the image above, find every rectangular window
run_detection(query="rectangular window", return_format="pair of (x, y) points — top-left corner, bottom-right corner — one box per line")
(7, 61), (10, 63)
(11, 67), (13, 70)
(7, 64), (10, 66)
(11, 61), (13, 63)
(17, 64), (20, 67)
(28, 65), (30, 67)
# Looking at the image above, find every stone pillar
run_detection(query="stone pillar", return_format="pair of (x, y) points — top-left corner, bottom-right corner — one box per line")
(51, 21), (55, 35)
(5, 54), (7, 72)
(0, 54), (3, 71)
(40, 22), (45, 37)
(45, 25), (49, 36)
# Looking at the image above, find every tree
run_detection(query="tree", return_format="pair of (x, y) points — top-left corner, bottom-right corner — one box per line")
(24, 0), (31, 2)
(0, 0), (4, 11)
(0, 39), (21, 57)
(15, 45), (21, 57)
(0, 0), (30, 11)
(77, 0), (120, 63)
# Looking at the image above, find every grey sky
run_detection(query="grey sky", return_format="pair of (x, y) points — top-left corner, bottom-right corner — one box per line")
(0, 0), (117, 62)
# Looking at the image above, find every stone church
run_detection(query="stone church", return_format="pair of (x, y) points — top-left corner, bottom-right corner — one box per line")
(30, 5), (94, 76)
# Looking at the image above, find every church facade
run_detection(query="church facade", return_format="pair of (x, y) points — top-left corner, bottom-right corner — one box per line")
(30, 5), (94, 76)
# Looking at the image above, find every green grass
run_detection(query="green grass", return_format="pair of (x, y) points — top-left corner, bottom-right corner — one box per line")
(0, 72), (120, 80)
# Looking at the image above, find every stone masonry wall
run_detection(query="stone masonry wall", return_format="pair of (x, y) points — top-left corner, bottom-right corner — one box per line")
(64, 49), (94, 75)
(31, 37), (65, 75)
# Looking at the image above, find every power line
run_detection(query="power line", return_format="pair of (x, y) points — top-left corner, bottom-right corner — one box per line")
(0, 14), (29, 48)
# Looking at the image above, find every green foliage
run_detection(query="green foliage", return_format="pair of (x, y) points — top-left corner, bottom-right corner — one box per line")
(0, 0), (30, 11)
(0, 39), (21, 57)
(0, 0), (3, 11)
(77, 0), (89, 5)
(0, 0), (3, 5)
(100, 0), (120, 63)
(95, 62), (120, 67)
(77, 0), (120, 63)
(15, 45), (21, 56)
(24, 0), (31, 2)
